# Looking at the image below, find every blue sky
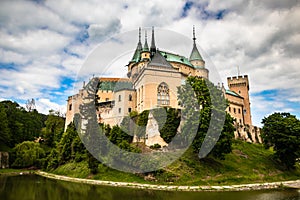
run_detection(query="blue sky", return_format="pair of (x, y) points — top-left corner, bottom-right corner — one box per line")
(0, 0), (299, 126)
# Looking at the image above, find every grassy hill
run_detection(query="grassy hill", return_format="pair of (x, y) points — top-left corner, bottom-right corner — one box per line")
(51, 140), (300, 186)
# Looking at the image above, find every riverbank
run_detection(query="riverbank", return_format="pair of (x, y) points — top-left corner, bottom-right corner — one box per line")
(35, 171), (300, 192)
(50, 141), (300, 186)
(0, 169), (34, 176)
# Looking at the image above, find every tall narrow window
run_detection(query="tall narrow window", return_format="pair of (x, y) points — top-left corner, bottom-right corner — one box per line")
(129, 94), (132, 101)
(157, 82), (170, 106)
(118, 95), (121, 102)
(141, 86), (143, 102)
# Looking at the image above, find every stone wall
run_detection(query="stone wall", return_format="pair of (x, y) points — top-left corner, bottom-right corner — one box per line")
(0, 152), (9, 169)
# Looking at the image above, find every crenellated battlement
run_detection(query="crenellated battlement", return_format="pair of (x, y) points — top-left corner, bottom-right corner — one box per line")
(227, 75), (248, 81)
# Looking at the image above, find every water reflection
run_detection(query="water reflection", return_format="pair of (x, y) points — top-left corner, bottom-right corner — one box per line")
(0, 175), (299, 200)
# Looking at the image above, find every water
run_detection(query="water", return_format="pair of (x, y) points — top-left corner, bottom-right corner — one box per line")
(0, 175), (299, 200)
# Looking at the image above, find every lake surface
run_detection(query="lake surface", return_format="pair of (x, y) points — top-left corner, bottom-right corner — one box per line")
(0, 174), (299, 200)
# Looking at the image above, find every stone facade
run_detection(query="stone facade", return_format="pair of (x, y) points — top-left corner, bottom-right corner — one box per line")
(65, 27), (261, 145)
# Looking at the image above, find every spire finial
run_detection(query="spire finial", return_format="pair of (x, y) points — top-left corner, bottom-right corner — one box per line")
(193, 25), (196, 44)
(143, 29), (149, 51)
(150, 26), (156, 55)
(139, 27), (141, 43)
(189, 25), (204, 62)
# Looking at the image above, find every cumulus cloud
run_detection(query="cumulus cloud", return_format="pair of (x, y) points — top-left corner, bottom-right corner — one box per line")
(88, 19), (122, 42)
(0, 29), (71, 55)
(35, 98), (66, 115)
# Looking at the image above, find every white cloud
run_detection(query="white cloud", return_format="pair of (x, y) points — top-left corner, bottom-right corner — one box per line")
(0, 0), (78, 35)
(0, 62), (63, 100)
(0, 29), (71, 55)
(35, 98), (66, 115)
(0, 49), (30, 65)
(88, 19), (122, 42)
(0, 0), (299, 125)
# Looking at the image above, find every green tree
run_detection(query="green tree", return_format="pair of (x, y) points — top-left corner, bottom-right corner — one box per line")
(0, 104), (10, 146)
(210, 113), (235, 159)
(42, 112), (65, 147)
(87, 152), (100, 174)
(262, 112), (300, 169)
(134, 110), (149, 143)
(0, 100), (45, 147)
(109, 125), (133, 145)
(12, 141), (46, 168)
(152, 108), (181, 143)
(177, 76), (234, 160)
(57, 122), (79, 164)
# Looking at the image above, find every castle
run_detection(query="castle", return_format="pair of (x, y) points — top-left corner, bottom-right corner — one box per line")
(65, 27), (261, 144)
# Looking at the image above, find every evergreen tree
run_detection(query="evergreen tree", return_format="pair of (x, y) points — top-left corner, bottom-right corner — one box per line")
(42, 112), (65, 148)
(262, 112), (300, 169)
(177, 76), (234, 160)
(57, 122), (78, 164)
(0, 104), (10, 146)
(0, 100), (45, 147)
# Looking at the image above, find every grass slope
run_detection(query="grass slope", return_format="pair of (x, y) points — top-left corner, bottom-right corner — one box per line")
(51, 140), (300, 186)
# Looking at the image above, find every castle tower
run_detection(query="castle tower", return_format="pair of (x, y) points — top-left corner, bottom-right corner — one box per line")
(227, 75), (252, 125)
(189, 26), (208, 79)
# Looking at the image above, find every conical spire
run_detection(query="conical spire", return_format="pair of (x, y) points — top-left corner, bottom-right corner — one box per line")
(150, 26), (156, 56)
(137, 27), (142, 51)
(143, 30), (149, 52)
(189, 26), (203, 62)
(131, 27), (143, 62)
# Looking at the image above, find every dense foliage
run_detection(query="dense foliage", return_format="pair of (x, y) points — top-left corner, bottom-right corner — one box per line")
(42, 111), (65, 148)
(12, 141), (46, 168)
(177, 76), (235, 160)
(0, 101), (46, 149)
(262, 112), (300, 169)
(152, 108), (181, 143)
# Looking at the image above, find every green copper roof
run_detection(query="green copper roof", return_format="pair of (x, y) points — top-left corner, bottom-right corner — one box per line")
(189, 45), (203, 61)
(131, 47), (141, 62)
(226, 89), (243, 98)
(98, 81), (116, 91)
(189, 26), (204, 62)
(114, 81), (133, 92)
(131, 28), (143, 63)
(98, 80), (133, 91)
(143, 41), (149, 52)
(159, 50), (194, 67)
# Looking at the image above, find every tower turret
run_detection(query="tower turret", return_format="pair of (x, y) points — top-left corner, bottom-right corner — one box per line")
(190, 26), (208, 79)
(130, 27), (143, 63)
(227, 75), (252, 125)
(141, 29), (150, 60)
(189, 26), (205, 68)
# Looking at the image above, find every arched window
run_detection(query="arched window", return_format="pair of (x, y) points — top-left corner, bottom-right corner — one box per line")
(157, 82), (170, 106)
